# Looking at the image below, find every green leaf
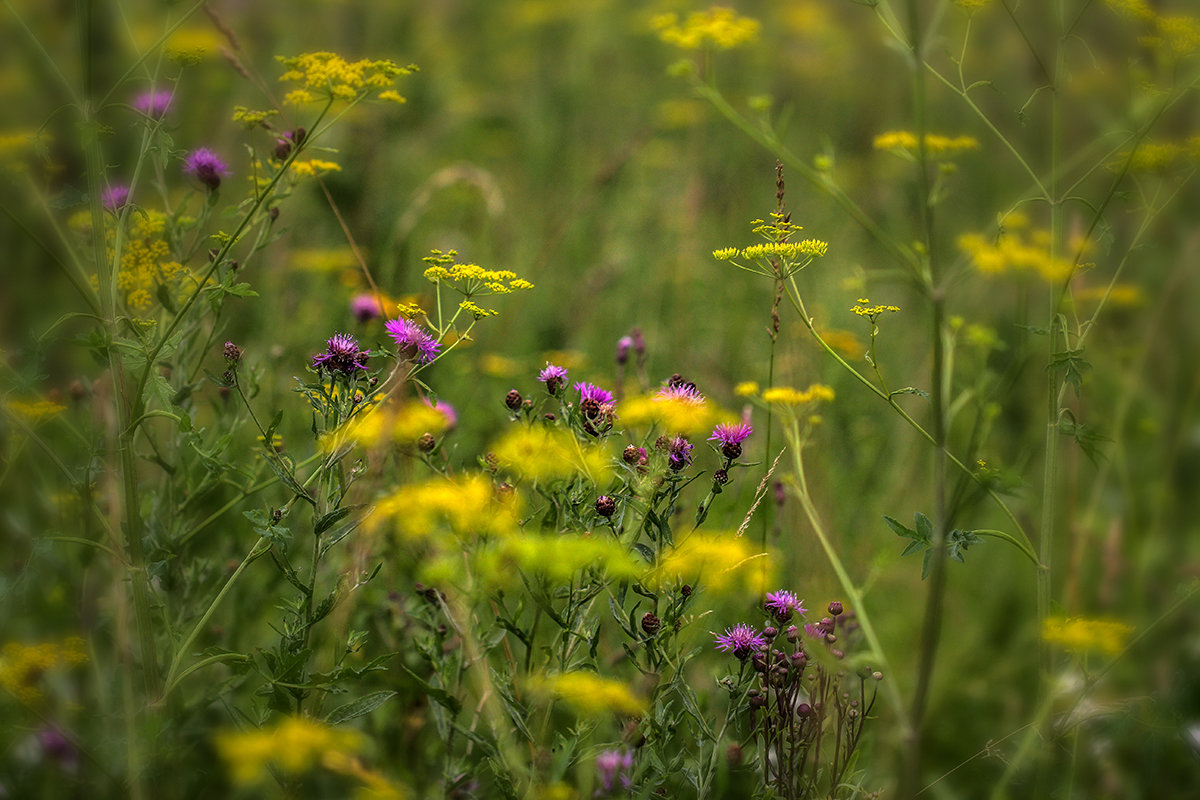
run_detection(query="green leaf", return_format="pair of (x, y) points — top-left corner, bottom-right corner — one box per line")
(315, 505), (359, 536)
(1047, 348), (1092, 393)
(399, 664), (461, 714)
(915, 512), (934, 542)
(883, 514), (918, 540)
(325, 690), (396, 724)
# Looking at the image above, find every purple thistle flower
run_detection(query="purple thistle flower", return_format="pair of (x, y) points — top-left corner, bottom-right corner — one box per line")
(425, 397), (457, 429)
(764, 590), (807, 624)
(311, 332), (369, 375)
(595, 749), (634, 797)
(133, 89), (173, 118)
(101, 184), (130, 212)
(666, 435), (693, 471)
(575, 381), (615, 419)
(538, 363), (568, 394)
(655, 383), (705, 405)
(350, 293), (385, 323)
(714, 623), (768, 660)
(385, 318), (441, 364)
(183, 148), (230, 191)
(710, 422), (753, 460)
(616, 336), (633, 366)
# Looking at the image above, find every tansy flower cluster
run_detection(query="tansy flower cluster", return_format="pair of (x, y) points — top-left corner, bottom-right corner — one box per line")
(277, 52), (417, 106)
(105, 210), (188, 312)
(651, 6), (761, 50)
(421, 249), (534, 317)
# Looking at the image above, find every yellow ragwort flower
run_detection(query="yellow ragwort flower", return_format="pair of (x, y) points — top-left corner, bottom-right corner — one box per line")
(216, 716), (364, 785)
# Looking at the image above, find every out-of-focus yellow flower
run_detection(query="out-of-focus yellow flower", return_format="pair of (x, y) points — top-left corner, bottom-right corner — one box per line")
(480, 353), (519, 378)
(734, 381), (760, 397)
(476, 532), (642, 587)
(817, 328), (865, 360)
(1042, 616), (1133, 656)
(491, 427), (612, 485)
(648, 532), (774, 595)
(1074, 283), (1146, 308)
(760, 384), (835, 407)
(873, 131), (980, 157)
(294, 247), (359, 273)
(651, 7), (761, 50)
(370, 474), (517, 542)
(539, 672), (645, 717)
(958, 229), (1075, 282)
(291, 159), (342, 177)
(618, 394), (725, 437)
(323, 751), (408, 800)
(216, 716), (364, 785)
(4, 397), (67, 424)
(0, 638), (88, 703)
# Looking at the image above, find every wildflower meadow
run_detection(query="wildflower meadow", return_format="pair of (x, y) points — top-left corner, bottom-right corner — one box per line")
(3, 1), (1200, 798)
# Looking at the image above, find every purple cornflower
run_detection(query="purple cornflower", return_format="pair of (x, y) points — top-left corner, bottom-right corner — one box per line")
(350, 293), (385, 323)
(666, 435), (693, 471)
(183, 148), (230, 191)
(311, 332), (369, 376)
(764, 590), (807, 624)
(655, 382), (705, 405)
(595, 749), (633, 797)
(576, 381), (615, 419)
(709, 422), (753, 460)
(101, 184), (130, 212)
(714, 623), (768, 660)
(385, 317), (441, 364)
(616, 336), (633, 366)
(133, 89), (173, 118)
(538, 363), (569, 394)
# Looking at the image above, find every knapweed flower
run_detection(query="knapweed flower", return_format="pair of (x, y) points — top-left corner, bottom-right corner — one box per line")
(133, 89), (173, 117)
(764, 590), (806, 623)
(616, 336), (633, 365)
(101, 184), (130, 212)
(595, 749), (634, 797)
(311, 333), (369, 375)
(666, 435), (693, 471)
(539, 363), (568, 394)
(183, 148), (230, 190)
(709, 422), (752, 460)
(385, 317), (441, 364)
(714, 623), (767, 660)
(655, 382), (705, 405)
(350, 293), (385, 322)
(576, 381), (615, 419)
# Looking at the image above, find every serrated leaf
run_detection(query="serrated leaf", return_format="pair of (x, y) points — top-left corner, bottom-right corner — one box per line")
(325, 690), (396, 724)
(1047, 348), (1091, 393)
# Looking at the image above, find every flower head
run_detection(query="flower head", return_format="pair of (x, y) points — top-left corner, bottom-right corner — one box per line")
(710, 422), (753, 460)
(575, 381), (615, 419)
(310, 333), (369, 375)
(101, 184), (130, 212)
(595, 749), (634, 797)
(350, 293), (385, 323)
(183, 148), (230, 190)
(655, 382), (705, 405)
(714, 623), (767, 660)
(666, 435), (693, 471)
(538, 363), (568, 394)
(133, 89), (173, 118)
(385, 317), (441, 364)
(764, 590), (806, 623)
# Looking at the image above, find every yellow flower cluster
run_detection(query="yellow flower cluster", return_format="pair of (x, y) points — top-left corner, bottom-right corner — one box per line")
(648, 532), (774, 595)
(817, 328), (866, 359)
(1074, 283), (1145, 308)
(459, 299), (498, 319)
(1116, 136), (1200, 172)
(759, 384), (835, 407)
(4, 397), (67, 424)
(294, 247), (359, 273)
(651, 6), (761, 50)
(277, 52), (417, 106)
(734, 381), (759, 397)
(851, 298), (901, 318)
(421, 249), (533, 316)
(231, 106), (278, 128)
(957, 228), (1077, 283)
(0, 638), (87, 703)
(111, 210), (188, 312)
(491, 426), (612, 485)
(618, 394), (724, 437)
(715, 240), (829, 262)
(370, 474), (517, 543)
(215, 716), (365, 786)
(290, 159), (342, 177)
(1041, 616), (1133, 656)
(476, 532), (643, 586)
(539, 672), (646, 717)
(323, 750), (408, 800)
(320, 400), (448, 454)
(873, 131), (980, 156)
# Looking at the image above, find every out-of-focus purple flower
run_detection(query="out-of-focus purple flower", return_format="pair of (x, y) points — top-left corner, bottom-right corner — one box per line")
(764, 590), (807, 624)
(385, 318), (441, 364)
(714, 623), (767, 660)
(538, 363), (568, 394)
(37, 727), (79, 773)
(350, 293), (385, 323)
(576, 381), (615, 419)
(133, 89), (173, 118)
(101, 184), (130, 212)
(595, 748), (634, 797)
(183, 148), (231, 191)
(666, 435), (693, 471)
(616, 336), (634, 366)
(655, 382), (706, 405)
(709, 422), (753, 460)
(425, 397), (457, 429)
(311, 332), (369, 375)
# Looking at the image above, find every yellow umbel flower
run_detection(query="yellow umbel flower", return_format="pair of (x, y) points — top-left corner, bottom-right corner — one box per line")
(651, 7), (761, 50)
(216, 716), (364, 785)
(290, 159), (342, 177)
(277, 52), (417, 106)
(873, 131), (980, 157)
(760, 384), (835, 407)
(1042, 616), (1133, 656)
